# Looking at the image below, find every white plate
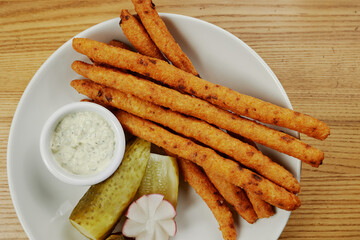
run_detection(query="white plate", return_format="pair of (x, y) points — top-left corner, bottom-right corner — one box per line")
(7, 14), (301, 240)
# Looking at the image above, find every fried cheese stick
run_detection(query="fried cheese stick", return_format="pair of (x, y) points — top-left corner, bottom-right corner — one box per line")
(178, 158), (237, 240)
(113, 110), (301, 211)
(71, 60), (323, 168)
(71, 78), (300, 193)
(120, 9), (166, 60)
(72, 38), (329, 140)
(130, 0), (198, 76)
(228, 133), (275, 218)
(205, 170), (258, 224)
(245, 189), (274, 219)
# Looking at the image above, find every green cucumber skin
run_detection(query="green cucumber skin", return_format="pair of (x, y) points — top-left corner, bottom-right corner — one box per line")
(69, 138), (151, 240)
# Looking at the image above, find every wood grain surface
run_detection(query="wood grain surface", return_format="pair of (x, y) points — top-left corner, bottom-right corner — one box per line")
(1, 0), (359, 239)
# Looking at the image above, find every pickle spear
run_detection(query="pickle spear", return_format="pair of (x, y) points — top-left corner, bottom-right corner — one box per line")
(105, 233), (127, 240)
(69, 138), (151, 240)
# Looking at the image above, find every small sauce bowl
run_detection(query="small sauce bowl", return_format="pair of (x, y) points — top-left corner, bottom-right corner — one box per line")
(40, 102), (126, 185)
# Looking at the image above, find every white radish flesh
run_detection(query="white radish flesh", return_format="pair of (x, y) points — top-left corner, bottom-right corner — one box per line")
(122, 194), (177, 240)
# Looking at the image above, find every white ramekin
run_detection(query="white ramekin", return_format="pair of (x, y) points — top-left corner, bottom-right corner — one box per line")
(40, 102), (126, 185)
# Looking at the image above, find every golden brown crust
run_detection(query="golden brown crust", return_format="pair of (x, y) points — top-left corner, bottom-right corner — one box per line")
(108, 39), (133, 51)
(70, 55), (322, 168)
(206, 171), (258, 224)
(120, 9), (166, 60)
(178, 158), (237, 240)
(245, 189), (275, 219)
(72, 37), (329, 140)
(113, 110), (301, 211)
(130, 0), (198, 75)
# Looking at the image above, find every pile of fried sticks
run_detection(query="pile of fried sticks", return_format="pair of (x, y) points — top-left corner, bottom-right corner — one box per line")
(70, 1), (330, 239)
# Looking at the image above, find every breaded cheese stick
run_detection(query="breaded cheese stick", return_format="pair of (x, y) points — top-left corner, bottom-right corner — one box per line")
(71, 78), (300, 193)
(245, 189), (274, 219)
(72, 38), (329, 140)
(71, 60), (323, 168)
(178, 158), (237, 240)
(114, 110), (301, 211)
(120, 9), (166, 60)
(205, 170), (258, 224)
(130, 0), (198, 76)
(227, 133), (275, 218)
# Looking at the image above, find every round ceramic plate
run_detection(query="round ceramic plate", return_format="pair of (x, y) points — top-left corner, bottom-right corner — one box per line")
(7, 14), (301, 240)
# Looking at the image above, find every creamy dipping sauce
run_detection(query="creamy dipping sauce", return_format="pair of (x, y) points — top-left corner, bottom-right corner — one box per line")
(51, 111), (115, 175)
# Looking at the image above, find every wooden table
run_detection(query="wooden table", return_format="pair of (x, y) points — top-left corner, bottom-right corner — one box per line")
(1, 0), (359, 239)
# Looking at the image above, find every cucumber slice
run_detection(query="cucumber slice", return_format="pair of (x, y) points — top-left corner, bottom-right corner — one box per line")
(69, 138), (151, 240)
(136, 153), (179, 207)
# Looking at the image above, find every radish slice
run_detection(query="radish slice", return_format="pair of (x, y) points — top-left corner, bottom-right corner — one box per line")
(123, 194), (177, 240)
